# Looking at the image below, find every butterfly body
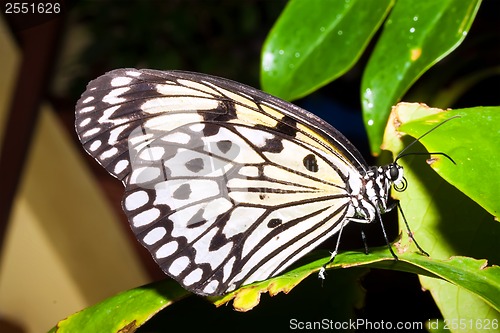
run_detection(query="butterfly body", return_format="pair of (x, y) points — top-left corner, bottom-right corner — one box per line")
(75, 69), (403, 295)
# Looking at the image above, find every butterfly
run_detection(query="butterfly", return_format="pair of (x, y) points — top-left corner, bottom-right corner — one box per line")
(75, 68), (429, 296)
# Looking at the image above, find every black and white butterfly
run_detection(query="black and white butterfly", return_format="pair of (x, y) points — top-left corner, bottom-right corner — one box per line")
(75, 68), (428, 296)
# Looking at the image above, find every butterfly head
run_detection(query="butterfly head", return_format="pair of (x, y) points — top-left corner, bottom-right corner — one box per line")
(363, 162), (406, 212)
(367, 163), (407, 202)
(386, 162), (407, 192)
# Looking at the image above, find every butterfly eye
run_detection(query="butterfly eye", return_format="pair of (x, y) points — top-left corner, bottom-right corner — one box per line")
(389, 164), (407, 192)
(389, 165), (400, 181)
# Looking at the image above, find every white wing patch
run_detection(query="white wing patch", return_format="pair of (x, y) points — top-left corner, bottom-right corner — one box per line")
(143, 227), (167, 245)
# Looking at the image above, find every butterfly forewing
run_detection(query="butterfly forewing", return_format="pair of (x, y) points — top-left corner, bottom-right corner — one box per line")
(75, 69), (372, 295)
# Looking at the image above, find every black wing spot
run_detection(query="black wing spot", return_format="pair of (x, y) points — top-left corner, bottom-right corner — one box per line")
(209, 232), (229, 251)
(275, 115), (298, 137)
(303, 154), (319, 172)
(262, 136), (284, 153)
(201, 123), (221, 137)
(267, 218), (282, 228)
(185, 158), (205, 173)
(187, 208), (206, 228)
(217, 140), (233, 154)
(173, 183), (192, 200)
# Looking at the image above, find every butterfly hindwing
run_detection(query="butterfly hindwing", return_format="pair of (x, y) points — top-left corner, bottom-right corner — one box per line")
(75, 69), (369, 295)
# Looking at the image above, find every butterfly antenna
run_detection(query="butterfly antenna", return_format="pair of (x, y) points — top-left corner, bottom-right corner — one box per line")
(396, 151), (456, 165)
(395, 115), (460, 162)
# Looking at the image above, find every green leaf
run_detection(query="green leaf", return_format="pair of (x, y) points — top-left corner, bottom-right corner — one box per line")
(49, 279), (189, 333)
(362, 0), (481, 153)
(382, 103), (500, 328)
(212, 249), (500, 313)
(211, 249), (388, 312)
(421, 278), (500, 333)
(396, 103), (500, 219)
(261, 0), (393, 100)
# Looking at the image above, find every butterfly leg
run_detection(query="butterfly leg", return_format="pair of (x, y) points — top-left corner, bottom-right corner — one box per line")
(374, 208), (398, 260)
(318, 217), (349, 280)
(378, 200), (429, 259)
(396, 202), (429, 256)
(318, 249), (339, 280)
(360, 226), (369, 255)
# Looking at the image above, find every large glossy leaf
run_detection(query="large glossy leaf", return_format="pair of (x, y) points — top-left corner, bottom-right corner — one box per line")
(261, 0), (393, 100)
(212, 250), (500, 313)
(395, 103), (500, 219)
(48, 279), (188, 333)
(48, 248), (499, 331)
(362, 0), (481, 153)
(382, 103), (500, 329)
